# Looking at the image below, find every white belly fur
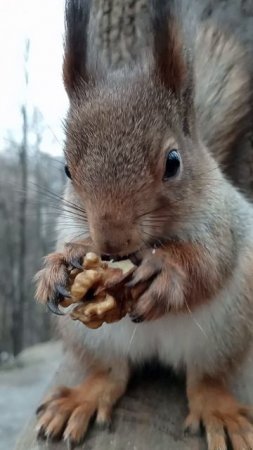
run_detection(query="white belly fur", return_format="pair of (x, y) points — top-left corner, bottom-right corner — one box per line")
(62, 281), (248, 374)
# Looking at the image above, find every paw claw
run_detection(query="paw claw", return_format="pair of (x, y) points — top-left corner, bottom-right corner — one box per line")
(70, 259), (83, 270)
(56, 285), (71, 298)
(47, 283), (72, 315)
(183, 424), (202, 437)
(35, 403), (46, 416)
(65, 437), (76, 450)
(183, 426), (190, 437)
(130, 313), (144, 323)
(47, 298), (65, 316)
(95, 420), (111, 431)
(36, 426), (47, 441)
(184, 414), (202, 437)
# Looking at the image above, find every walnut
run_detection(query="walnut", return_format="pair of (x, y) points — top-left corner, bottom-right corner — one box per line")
(60, 253), (137, 329)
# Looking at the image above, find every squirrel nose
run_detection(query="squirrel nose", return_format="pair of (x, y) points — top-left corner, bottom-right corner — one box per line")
(99, 238), (131, 256)
(90, 214), (136, 256)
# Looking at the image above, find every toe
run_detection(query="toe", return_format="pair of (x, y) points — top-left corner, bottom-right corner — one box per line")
(131, 290), (165, 321)
(96, 402), (113, 426)
(36, 410), (55, 438)
(126, 263), (159, 287)
(37, 386), (71, 411)
(206, 430), (227, 450)
(184, 413), (201, 436)
(45, 413), (68, 440)
(227, 416), (253, 450)
(244, 431), (253, 448)
(130, 292), (153, 320)
(229, 433), (249, 450)
(65, 437), (76, 450)
(63, 403), (95, 444)
(205, 418), (227, 450)
(36, 394), (75, 441)
(64, 242), (89, 267)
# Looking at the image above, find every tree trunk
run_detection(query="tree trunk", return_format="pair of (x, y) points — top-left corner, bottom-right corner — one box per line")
(35, 135), (52, 343)
(0, 202), (15, 351)
(12, 104), (28, 356)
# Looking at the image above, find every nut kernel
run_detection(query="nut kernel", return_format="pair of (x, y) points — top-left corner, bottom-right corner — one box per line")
(70, 269), (101, 301)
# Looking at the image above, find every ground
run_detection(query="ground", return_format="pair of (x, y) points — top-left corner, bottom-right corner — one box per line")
(0, 341), (62, 450)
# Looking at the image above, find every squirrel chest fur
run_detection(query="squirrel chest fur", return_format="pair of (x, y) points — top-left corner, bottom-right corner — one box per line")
(34, 1), (253, 449)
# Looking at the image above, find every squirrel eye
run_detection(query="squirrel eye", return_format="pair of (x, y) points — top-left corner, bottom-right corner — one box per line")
(163, 149), (180, 180)
(65, 164), (72, 179)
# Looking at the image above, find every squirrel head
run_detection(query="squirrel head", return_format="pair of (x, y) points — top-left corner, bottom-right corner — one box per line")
(62, 0), (217, 256)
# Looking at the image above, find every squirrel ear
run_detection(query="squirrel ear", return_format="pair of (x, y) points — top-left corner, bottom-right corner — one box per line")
(63, 0), (93, 98)
(151, 0), (195, 135)
(151, 0), (186, 95)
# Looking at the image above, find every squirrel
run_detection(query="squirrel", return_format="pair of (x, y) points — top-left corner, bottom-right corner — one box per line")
(35, 0), (253, 448)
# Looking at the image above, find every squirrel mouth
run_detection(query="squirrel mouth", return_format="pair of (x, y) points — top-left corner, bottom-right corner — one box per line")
(101, 253), (141, 266)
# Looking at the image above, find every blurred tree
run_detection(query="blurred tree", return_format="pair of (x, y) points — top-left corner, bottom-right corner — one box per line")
(11, 41), (29, 356)
(0, 39), (65, 356)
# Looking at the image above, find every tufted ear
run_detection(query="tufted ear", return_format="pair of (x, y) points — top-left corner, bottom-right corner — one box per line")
(150, 0), (195, 135)
(63, 0), (92, 98)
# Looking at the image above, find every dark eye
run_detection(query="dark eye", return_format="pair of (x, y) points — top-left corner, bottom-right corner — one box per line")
(65, 164), (72, 179)
(163, 149), (181, 180)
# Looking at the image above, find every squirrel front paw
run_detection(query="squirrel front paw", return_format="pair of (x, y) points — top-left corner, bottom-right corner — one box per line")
(127, 248), (186, 322)
(34, 240), (93, 315)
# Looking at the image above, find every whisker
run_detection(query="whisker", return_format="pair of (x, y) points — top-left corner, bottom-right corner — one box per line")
(140, 230), (165, 250)
(26, 206), (87, 220)
(68, 231), (90, 242)
(184, 299), (208, 339)
(25, 182), (84, 213)
(20, 184), (89, 222)
(137, 232), (149, 251)
(127, 326), (137, 354)
(27, 209), (88, 223)
(39, 224), (87, 230)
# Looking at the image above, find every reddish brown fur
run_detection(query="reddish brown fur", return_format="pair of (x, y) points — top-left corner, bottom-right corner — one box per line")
(166, 241), (230, 311)
(35, 239), (92, 304)
(129, 241), (231, 320)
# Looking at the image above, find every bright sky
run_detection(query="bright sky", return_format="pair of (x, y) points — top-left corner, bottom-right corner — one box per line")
(0, 0), (69, 155)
